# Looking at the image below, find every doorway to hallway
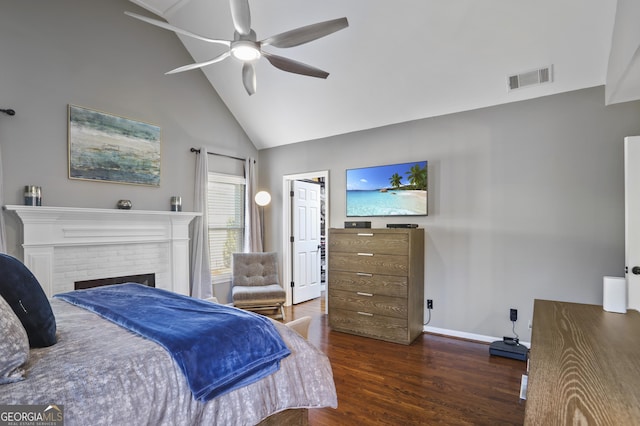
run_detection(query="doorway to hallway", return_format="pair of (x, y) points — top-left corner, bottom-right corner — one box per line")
(282, 171), (329, 313)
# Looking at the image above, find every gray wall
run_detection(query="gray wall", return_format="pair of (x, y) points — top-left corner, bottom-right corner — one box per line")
(259, 86), (640, 341)
(4, 0), (640, 343)
(0, 0), (256, 258)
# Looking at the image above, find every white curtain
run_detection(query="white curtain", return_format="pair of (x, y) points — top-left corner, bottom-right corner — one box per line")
(189, 147), (213, 299)
(0, 143), (6, 253)
(244, 158), (263, 252)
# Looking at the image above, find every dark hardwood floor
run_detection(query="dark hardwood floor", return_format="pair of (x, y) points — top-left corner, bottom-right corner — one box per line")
(283, 296), (526, 425)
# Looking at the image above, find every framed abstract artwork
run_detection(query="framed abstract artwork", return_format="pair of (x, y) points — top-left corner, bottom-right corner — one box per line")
(68, 105), (161, 186)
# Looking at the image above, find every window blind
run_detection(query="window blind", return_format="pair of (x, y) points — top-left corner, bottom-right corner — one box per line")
(207, 172), (245, 284)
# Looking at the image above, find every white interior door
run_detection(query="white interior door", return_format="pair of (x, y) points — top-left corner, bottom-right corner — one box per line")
(291, 180), (322, 304)
(624, 135), (640, 311)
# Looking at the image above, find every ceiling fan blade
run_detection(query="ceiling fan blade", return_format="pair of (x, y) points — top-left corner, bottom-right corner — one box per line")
(165, 51), (231, 74)
(261, 17), (348, 48)
(262, 52), (329, 79)
(125, 11), (230, 47)
(229, 0), (251, 36)
(242, 62), (256, 95)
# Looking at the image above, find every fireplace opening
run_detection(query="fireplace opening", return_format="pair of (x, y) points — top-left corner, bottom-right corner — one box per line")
(75, 273), (156, 290)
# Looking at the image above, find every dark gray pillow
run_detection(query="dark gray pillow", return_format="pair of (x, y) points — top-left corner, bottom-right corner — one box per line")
(0, 254), (56, 347)
(0, 295), (29, 384)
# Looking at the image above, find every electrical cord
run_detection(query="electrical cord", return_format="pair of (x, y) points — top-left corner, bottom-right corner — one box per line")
(424, 307), (431, 325)
(512, 320), (520, 345)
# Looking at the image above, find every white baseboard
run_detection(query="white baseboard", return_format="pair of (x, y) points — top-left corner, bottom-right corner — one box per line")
(423, 325), (531, 348)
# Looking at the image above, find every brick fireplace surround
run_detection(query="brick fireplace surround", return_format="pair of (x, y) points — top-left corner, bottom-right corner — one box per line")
(5, 205), (200, 298)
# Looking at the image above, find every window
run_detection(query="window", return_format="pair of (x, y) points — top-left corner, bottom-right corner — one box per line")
(207, 172), (245, 284)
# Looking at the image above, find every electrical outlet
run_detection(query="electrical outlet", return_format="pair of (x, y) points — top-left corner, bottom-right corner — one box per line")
(510, 308), (518, 322)
(427, 299), (433, 310)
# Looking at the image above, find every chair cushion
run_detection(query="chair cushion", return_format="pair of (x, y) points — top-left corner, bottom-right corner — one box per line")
(232, 252), (279, 287)
(0, 253), (57, 347)
(0, 295), (29, 384)
(232, 284), (285, 303)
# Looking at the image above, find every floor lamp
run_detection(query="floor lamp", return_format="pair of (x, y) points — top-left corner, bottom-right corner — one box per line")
(255, 191), (271, 250)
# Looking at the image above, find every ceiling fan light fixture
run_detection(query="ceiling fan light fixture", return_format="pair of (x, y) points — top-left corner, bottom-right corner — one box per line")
(125, 6), (349, 95)
(231, 41), (261, 61)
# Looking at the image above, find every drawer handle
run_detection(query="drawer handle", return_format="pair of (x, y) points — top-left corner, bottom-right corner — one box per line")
(357, 252), (374, 256)
(357, 233), (374, 237)
(357, 311), (374, 316)
(357, 292), (373, 297)
(356, 272), (373, 277)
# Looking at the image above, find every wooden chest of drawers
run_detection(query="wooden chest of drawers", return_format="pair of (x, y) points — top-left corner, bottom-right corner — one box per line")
(328, 228), (424, 344)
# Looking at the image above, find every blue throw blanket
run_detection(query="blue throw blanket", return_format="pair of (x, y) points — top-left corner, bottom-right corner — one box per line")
(55, 284), (290, 401)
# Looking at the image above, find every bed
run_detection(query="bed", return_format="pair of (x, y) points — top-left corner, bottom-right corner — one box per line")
(0, 255), (337, 426)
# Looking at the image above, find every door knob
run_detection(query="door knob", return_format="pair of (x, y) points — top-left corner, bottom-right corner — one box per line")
(633, 266), (640, 275)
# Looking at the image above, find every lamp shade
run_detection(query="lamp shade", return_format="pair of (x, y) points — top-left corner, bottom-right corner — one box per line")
(255, 191), (271, 207)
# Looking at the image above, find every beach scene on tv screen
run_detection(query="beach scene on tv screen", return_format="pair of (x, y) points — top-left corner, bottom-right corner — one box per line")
(346, 161), (427, 216)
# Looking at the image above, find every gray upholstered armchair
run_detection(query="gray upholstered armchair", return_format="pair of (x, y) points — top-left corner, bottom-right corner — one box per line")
(231, 252), (286, 320)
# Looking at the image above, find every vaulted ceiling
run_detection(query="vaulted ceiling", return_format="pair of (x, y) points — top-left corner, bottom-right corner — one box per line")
(128, 0), (639, 149)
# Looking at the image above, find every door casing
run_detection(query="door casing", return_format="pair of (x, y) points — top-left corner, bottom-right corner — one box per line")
(282, 170), (329, 312)
(625, 136), (640, 311)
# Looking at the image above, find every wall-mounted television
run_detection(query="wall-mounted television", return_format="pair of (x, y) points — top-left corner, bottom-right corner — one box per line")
(346, 160), (428, 217)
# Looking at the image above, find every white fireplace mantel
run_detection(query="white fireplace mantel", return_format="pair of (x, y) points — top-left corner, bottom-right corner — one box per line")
(4, 205), (201, 297)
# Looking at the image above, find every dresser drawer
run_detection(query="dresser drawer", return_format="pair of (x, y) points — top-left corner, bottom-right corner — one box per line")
(329, 307), (409, 343)
(329, 252), (408, 276)
(329, 289), (407, 319)
(329, 231), (409, 255)
(329, 270), (407, 298)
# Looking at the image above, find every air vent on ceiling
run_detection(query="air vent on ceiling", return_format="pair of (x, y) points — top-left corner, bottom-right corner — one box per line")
(508, 65), (553, 91)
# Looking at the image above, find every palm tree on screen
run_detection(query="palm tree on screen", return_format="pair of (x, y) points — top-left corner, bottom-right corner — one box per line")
(389, 173), (402, 189)
(406, 164), (427, 190)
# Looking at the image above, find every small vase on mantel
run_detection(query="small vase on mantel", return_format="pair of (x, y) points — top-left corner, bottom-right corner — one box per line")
(116, 200), (132, 210)
(24, 185), (42, 206)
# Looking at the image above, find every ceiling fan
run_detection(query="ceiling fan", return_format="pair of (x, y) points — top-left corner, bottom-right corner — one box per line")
(125, 0), (348, 95)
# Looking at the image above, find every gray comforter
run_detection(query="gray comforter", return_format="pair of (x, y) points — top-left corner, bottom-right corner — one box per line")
(0, 299), (337, 425)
